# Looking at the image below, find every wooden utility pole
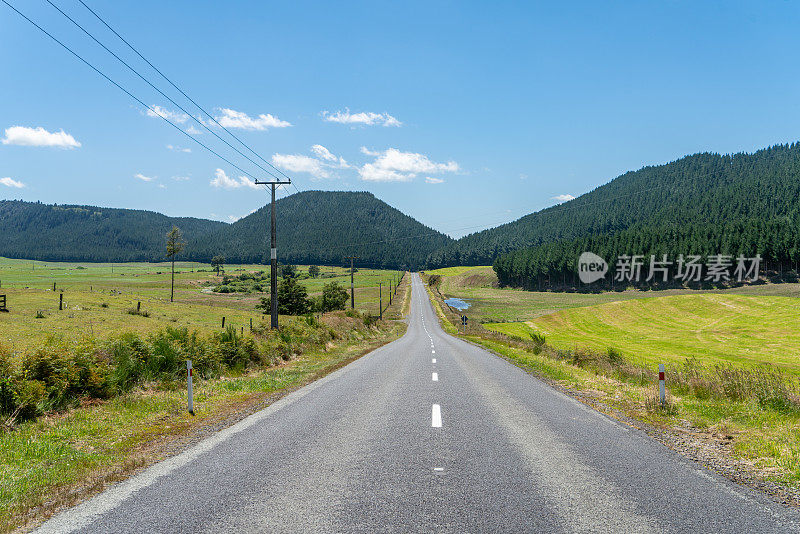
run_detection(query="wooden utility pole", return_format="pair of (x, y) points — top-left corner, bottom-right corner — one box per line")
(255, 179), (292, 329)
(345, 256), (359, 309)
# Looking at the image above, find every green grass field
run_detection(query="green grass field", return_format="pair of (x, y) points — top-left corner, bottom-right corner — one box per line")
(429, 264), (800, 373)
(0, 257), (404, 354)
(427, 265), (800, 323)
(487, 294), (800, 373)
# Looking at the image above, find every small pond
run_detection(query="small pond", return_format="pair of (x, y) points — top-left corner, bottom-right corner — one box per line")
(444, 297), (471, 310)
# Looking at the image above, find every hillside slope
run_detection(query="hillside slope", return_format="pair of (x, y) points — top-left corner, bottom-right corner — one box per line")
(429, 143), (800, 278)
(0, 200), (225, 262)
(188, 190), (453, 269)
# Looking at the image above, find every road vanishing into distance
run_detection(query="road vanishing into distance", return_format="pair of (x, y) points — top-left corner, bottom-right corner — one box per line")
(38, 274), (800, 533)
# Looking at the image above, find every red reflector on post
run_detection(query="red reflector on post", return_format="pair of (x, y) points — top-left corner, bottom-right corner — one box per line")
(658, 371), (665, 381)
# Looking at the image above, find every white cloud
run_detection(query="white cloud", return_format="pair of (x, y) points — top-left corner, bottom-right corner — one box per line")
(186, 125), (203, 135)
(272, 145), (349, 180)
(425, 177), (444, 184)
(311, 144), (349, 168)
(360, 146), (380, 156)
(166, 144), (191, 153)
(2, 126), (81, 148)
(158, 184), (167, 189)
(0, 177), (25, 188)
(209, 168), (260, 190)
(215, 108), (291, 130)
(172, 175), (191, 181)
(322, 109), (401, 127)
(358, 148), (459, 182)
(553, 194), (575, 202)
(311, 144), (337, 162)
(271, 154), (330, 179)
(146, 105), (189, 124)
(134, 173), (155, 182)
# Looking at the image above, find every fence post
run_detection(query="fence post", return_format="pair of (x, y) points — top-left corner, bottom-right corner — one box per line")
(658, 363), (666, 407)
(59, 292), (63, 311)
(187, 360), (194, 415)
(222, 316), (226, 329)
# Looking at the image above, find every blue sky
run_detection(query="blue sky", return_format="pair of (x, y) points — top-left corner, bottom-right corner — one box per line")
(2, 1), (800, 237)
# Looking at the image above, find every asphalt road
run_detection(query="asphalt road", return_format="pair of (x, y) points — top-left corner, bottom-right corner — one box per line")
(37, 273), (800, 533)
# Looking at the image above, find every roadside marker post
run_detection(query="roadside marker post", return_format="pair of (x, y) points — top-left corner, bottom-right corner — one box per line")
(658, 364), (666, 407)
(187, 360), (194, 415)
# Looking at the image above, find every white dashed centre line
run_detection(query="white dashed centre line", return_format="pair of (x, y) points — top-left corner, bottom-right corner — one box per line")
(432, 372), (438, 381)
(433, 467), (444, 472)
(431, 350), (435, 354)
(431, 404), (442, 427)
(432, 358), (436, 364)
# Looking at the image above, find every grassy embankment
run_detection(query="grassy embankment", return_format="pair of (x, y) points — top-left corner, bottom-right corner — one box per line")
(0, 258), (409, 532)
(424, 266), (800, 489)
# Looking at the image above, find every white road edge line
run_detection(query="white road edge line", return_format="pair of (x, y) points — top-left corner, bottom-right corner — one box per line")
(432, 404), (442, 427)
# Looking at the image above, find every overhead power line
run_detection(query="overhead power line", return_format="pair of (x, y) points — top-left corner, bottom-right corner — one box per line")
(44, 0), (284, 183)
(1, 0), (264, 181)
(75, 0), (294, 185)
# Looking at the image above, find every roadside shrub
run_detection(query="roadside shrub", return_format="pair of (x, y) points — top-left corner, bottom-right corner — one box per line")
(529, 332), (546, 354)
(109, 333), (151, 393)
(34, 311), (45, 319)
(22, 347), (80, 413)
(1, 310), (390, 426)
(606, 347), (623, 364)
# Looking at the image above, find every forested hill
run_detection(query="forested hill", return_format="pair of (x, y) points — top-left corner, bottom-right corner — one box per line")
(0, 200), (225, 262)
(188, 191), (453, 269)
(486, 142), (800, 289)
(428, 142), (800, 270)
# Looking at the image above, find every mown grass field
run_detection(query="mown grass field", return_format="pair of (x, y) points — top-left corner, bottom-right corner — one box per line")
(427, 264), (800, 323)
(430, 265), (800, 373)
(486, 294), (800, 373)
(0, 257), (403, 354)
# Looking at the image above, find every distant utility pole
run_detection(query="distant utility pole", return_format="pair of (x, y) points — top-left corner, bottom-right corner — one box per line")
(255, 179), (292, 329)
(379, 282), (382, 320)
(345, 256), (359, 309)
